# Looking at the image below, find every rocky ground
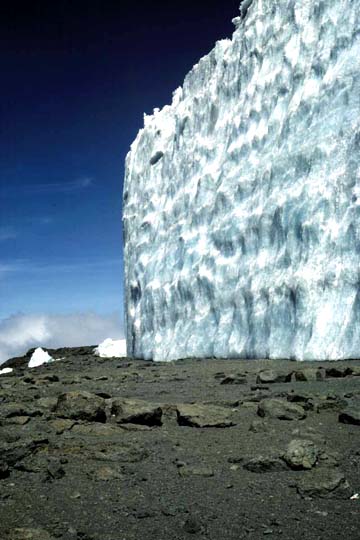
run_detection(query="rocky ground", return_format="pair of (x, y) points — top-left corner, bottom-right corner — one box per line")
(0, 348), (359, 540)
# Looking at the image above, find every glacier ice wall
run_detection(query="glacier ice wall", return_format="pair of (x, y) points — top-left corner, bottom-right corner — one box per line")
(123, 0), (360, 361)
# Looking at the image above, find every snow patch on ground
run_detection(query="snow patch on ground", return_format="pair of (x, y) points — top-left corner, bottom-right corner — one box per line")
(0, 367), (13, 375)
(94, 338), (127, 358)
(28, 347), (55, 368)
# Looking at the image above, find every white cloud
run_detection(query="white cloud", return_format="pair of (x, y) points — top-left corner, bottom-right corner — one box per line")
(0, 257), (122, 276)
(33, 176), (94, 193)
(1, 177), (94, 197)
(0, 262), (23, 280)
(37, 216), (53, 225)
(0, 312), (124, 365)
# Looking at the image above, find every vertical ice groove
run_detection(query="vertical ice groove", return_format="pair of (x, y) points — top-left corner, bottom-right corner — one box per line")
(123, 0), (360, 361)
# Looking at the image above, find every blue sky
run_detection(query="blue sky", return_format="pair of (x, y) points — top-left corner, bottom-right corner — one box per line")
(0, 0), (240, 362)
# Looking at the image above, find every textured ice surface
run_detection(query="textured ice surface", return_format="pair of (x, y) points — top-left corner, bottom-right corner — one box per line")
(123, 0), (360, 361)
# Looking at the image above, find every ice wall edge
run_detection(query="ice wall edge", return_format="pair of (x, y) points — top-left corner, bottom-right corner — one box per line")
(123, 0), (360, 361)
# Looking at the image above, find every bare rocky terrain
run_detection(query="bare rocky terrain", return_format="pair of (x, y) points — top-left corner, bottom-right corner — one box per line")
(0, 348), (359, 540)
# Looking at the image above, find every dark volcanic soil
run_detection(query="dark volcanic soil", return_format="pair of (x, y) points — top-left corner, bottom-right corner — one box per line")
(0, 348), (359, 540)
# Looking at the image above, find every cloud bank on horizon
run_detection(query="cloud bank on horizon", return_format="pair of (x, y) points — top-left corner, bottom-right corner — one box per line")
(0, 312), (124, 365)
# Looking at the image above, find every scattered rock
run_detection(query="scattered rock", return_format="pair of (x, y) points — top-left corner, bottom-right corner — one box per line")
(55, 391), (106, 423)
(46, 459), (65, 481)
(110, 398), (162, 426)
(178, 465), (214, 477)
(93, 444), (149, 464)
(21, 376), (35, 384)
(36, 397), (58, 412)
(318, 450), (341, 468)
(249, 418), (269, 433)
(132, 509), (156, 519)
(294, 368), (325, 382)
(296, 469), (351, 499)
(220, 373), (247, 384)
(256, 370), (292, 384)
(5, 416), (30, 426)
(93, 466), (122, 481)
(4, 529), (55, 540)
(0, 429), (21, 444)
(183, 517), (202, 534)
(160, 503), (180, 516)
(1, 437), (49, 469)
(290, 427), (325, 445)
(339, 408), (360, 426)
(316, 394), (348, 412)
(0, 460), (9, 479)
(242, 401), (258, 409)
(243, 456), (287, 473)
(95, 391), (111, 399)
(325, 367), (352, 378)
(50, 419), (76, 434)
(283, 439), (319, 470)
(203, 399), (240, 408)
(15, 454), (47, 474)
(228, 456), (244, 465)
(258, 399), (306, 421)
(119, 423), (152, 431)
(71, 423), (119, 436)
(286, 392), (315, 411)
(243, 392), (272, 404)
(36, 374), (60, 383)
(62, 529), (96, 540)
(176, 403), (235, 428)
(0, 402), (42, 419)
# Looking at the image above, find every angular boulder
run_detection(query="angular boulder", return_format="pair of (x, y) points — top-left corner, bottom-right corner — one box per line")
(283, 439), (319, 470)
(55, 391), (106, 423)
(296, 469), (352, 499)
(243, 456), (287, 473)
(294, 368), (325, 382)
(256, 369), (292, 384)
(176, 403), (235, 428)
(339, 408), (360, 426)
(110, 398), (163, 426)
(4, 530), (55, 540)
(258, 399), (306, 421)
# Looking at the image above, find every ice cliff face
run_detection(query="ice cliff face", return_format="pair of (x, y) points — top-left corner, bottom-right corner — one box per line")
(123, 0), (360, 361)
